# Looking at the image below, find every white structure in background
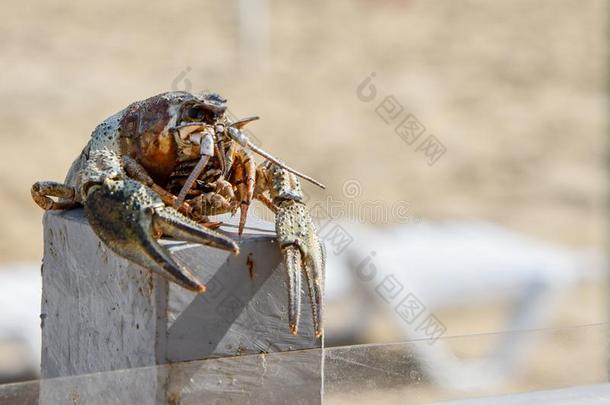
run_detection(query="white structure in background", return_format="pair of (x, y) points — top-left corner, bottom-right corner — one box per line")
(324, 220), (603, 390)
(0, 264), (41, 381)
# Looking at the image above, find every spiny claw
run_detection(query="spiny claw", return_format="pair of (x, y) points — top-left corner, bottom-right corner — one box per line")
(276, 200), (325, 338)
(303, 238), (324, 338)
(84, 178), (238, 293)
(154, 207), (238, 254)
(283, 245), (302, 335)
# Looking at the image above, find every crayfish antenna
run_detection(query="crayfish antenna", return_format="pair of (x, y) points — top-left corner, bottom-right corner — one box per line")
(227, 126), (326, 189)
(247, 142), (326, 189)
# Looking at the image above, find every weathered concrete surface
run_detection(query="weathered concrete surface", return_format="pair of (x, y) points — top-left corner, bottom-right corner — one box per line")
(41, 209), (321, 382)
(34, 349), (322, 405)
(41, 210), (160, 379)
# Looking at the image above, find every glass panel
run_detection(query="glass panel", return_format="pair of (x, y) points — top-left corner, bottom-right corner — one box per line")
(0, 324), (605, 404)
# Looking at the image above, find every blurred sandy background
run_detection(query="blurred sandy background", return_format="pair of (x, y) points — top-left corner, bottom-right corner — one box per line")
(0, 0), (607, 399)
(1, 0), (606, 261)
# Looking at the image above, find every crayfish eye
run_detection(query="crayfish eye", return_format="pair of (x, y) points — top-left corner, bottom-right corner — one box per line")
(186, 106), (206, 121)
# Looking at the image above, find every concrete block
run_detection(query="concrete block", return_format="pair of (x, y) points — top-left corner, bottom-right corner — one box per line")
(40, 209), (321, 380)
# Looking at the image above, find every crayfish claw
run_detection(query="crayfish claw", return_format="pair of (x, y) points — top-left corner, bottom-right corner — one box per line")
(126, 224), (206, 293)
(303, 241), (325, 338)
(276, 200), (325, 338)
(84, 178), (235, 293)
(283, 245), (303, 335)
(154, 207), (238, 254)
